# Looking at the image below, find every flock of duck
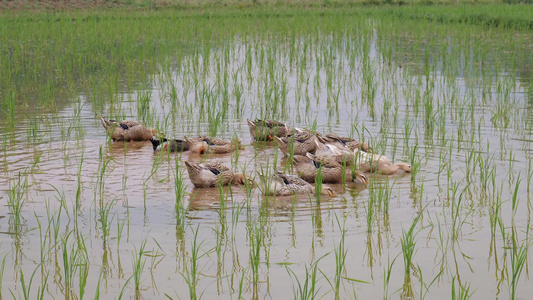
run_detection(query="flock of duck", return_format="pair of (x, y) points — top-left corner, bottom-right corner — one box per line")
(100, 117), (412, 198)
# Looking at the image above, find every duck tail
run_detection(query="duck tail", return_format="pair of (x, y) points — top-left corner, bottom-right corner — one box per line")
(246, 119), (255, 129)
(274, 137), (288, 155)
(184, 161), (200, 174)
(100, 117), (112, 129)
(305, 152), (318, 161)
(184, 136), (194, 146)
(315, 132), (327, 144)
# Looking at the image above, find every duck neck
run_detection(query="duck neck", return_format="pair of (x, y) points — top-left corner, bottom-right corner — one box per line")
(380, 164), (400, 175)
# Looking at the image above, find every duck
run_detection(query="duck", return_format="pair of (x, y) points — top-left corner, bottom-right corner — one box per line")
(100, 117), (157, 142)
(316, 133), (354, 147)
(317, 133), (372, 153)
(184, 161), (250, 188)
(247, 119), (291, 141)
(150, 136), (189, 152)
(293, 154), (369, 185)
(185, 135), (242, 154)
(313, 139), (356, 165)
(259, 171), (336, 197)
(354, 151), (412, 175)
(346, 140), (372, 153)
(275, 129), (318, 156)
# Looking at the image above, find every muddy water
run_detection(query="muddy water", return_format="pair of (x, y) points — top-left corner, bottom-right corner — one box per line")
(1, 18), (533, 299)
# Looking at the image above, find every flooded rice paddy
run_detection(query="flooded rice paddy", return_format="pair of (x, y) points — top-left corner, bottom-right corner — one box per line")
(1, 8), (533, 299)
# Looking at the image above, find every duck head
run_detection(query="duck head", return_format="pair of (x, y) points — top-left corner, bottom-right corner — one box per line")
(320, 186), (337, 197)
(353, 170), (369, 186)
(397, 163), (412, 173)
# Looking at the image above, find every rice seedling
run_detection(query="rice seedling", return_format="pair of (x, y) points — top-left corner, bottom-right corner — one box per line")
(403, 119), (414, 156)
(478, 148), (496, 194)
(118, 276), (134, 300)
(1, 90), (16, 126)
(333, 216), (347, 300)
(416, 265), (443, 300)
(75, 151), (85, 212)
(25, 111), (42, 144)
(94, 270), (104, 300)
(143, 150), (164, 210)
(114, 218), (126, 253)
(173, 158), (188, 235)
(181, 226), (213, 300)
(511, 174), (522, 217)
(7, 171), (29, 232)
(44, 201), (63, 258)
(285, 253), (327, 300)
(503, 182), (530, 300)
(10, 263), (47, 300)
(315, 164), (324, 204)
(501, 219), (530, 300)
(383, 255), (398, 300)
(236, 266), (247, 300)
(132, 238), (148, 293)
(400, 211), (423, 299)
(248, 221), (266, 297)
(451, 276), (475, 300)
(450, 184), (473, 241)
(366, 182), (375, 234)
(60, 230), (90, 300)
(121, 142), (129, 207)
(217, 183), (229, 225)
(95, 146), (112, 209)
(33, 212), (52, 288)
(147, 238), (166, 293)
(78, 241), (90, 300)
(48, 183), (69, 220)
(526, 160), (533, 209)
(98, 198), (116, 242)
(0, 253), (7, 298)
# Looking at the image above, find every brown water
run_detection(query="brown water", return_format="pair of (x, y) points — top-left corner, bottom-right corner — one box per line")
(1, 19), (533, 300)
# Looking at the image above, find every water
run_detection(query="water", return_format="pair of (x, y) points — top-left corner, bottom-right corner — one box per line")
(1, 14), (532, 299)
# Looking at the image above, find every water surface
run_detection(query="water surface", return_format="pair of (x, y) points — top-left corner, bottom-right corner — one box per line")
(1, 13), (532, 299)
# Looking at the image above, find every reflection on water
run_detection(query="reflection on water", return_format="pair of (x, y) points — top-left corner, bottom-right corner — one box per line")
(1, 15), (533, 300)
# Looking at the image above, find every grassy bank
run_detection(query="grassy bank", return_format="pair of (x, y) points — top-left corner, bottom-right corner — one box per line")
(0, 0), (506, 11)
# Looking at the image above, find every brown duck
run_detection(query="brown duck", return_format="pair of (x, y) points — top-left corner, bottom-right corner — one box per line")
(355, 151), (412, 175)
(150, 136), (189, 152)
(259, 171), (336, 197)
(100, 117), (157, 142)
(293, 154), (369, 185)
(313, 139), (356, 165)
(274, 129), (318, 156)
(184, 161), (249, 188)
(185, 135), (242, 154)
(247, 119), (291, 141)
(317, 133), (372, 153)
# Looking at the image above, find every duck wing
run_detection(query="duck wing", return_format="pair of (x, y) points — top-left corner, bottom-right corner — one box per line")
(258, 119), (286, 128)
(274, 172), (308, 186)
(120, 120), (140, 127)
(325, 133), (354, 145)
(203, 163), (230, 173)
